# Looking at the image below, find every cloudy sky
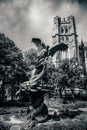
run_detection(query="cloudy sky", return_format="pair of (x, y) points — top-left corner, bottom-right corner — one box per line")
(0, 0), (87, 52)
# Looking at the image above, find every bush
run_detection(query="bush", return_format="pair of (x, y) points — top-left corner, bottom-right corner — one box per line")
(0, 122), (10, 130)
(63, 101), (87, 110)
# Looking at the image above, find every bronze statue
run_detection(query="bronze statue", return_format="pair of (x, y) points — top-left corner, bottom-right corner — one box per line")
(16, 38), (68, 122)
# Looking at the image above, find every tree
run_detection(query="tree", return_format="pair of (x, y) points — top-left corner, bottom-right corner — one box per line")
(24, 48), (38, 66)
(24, 48), (38, 79)
(54, 58), (83, 99)
(0, 33), (28, 101)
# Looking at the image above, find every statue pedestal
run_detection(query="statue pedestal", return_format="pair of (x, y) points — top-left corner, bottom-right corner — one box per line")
(29, 89), (48, 122)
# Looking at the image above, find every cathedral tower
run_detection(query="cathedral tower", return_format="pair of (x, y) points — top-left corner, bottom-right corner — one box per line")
(52, 15), (78, 65)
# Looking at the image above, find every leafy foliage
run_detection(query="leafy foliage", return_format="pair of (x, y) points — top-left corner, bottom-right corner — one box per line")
(41, 57), (85, 98)
(53, 58), (84, 98)
(24, 48), (38, 66)
(0, 33), (28, 101)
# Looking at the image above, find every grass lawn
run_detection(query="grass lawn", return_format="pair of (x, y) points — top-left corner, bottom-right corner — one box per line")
(0, 98), (87, 130)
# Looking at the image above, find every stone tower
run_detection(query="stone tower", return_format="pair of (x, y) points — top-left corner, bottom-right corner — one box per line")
(52, 15), (78, 65)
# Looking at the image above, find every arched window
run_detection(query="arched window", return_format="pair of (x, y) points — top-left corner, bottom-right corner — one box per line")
(65, 26), (68, 33)
(62, 36), (64, 41)
(61, 27), (64, 33)
(69, 26), (71, 29)
(66, 36), (69, 41)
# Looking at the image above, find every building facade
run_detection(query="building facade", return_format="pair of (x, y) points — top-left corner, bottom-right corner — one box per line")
(79, 41), (87, 72)
(52, 15), (79, 65)
(84, 45), (87, 70)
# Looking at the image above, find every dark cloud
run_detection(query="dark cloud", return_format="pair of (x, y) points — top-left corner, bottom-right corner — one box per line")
(67, 0), (87, 4)
(45, 0), (87, 13)
(0, 0), (5, 1)
(49, 0), (62, 6)
(0, 0), (12, 3)
(76, 0), (87, 4)
(0, 0), (87, 51)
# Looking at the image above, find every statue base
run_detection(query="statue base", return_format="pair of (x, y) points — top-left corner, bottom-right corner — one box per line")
(28, 89), (48, 122)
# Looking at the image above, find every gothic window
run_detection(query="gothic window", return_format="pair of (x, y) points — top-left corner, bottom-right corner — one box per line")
(66, 36), (69, 41)
(69, 26), (71, 30)
(61, 27), (64, 33)
(63, 18), (65, 21)
(65, 26), (68, 33)
(62, 36), (64, 41)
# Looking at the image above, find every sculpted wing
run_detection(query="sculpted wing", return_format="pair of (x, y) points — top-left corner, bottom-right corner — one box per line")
(49, 43), (68, 57)
(32, 38), (68, 57)
(31, 38), (47, 50)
